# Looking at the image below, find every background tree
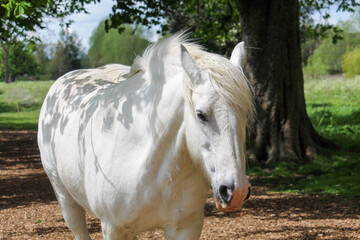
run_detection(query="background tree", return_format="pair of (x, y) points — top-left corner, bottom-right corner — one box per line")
(301, 7), (360, 73)
(0, 40), (40, 82)
(0, 0), (98, 83)
(342, 45), (360, 77)
(0, 21), (27, 83)
(163, 0), (241, 56)
(33, 42), (50, 77)
(8, 41), (39, 82)
(237, 0), (335, 162)
(304, 29), (360, 75)
(87, 22), (149, 67)
(103, 0), (359, 162)
(48, 29), (83, 79)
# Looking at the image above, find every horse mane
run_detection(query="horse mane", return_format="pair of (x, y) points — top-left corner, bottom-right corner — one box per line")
(127, 32), (202, 78)
(128, 32), (254, 144)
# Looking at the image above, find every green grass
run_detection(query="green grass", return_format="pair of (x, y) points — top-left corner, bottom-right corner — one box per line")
(0, 81), (53, 129)
(304, 75), (360, 152)
(0, 76), (359, 198)
(248, 151), (360, 197)
(0, 80), (53, 110)
(0, 110), (40, 129)
(248, 75), (360, 198)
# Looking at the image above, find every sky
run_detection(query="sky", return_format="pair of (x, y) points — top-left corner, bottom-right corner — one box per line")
(38, 1), (355, 51)
(38, 0), (114, 50)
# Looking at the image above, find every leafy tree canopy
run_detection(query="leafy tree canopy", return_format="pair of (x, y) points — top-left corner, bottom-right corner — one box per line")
(0, 0), (99, 83)
(48, 29), (83, 79)
(87, 22), (150, 67)
(0, 40), (40, 81)
(342, 45), (360, 78)
(304, 30), (360, 75)
(302, 10), (360, 75)
(0, 0), (99, 43)
(298, 0), (359, 43)
(104, 0), (359, 55)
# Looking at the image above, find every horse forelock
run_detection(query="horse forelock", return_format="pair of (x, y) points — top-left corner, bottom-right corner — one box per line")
(183, 49), (255, 146)
(204, 56), (254, 143)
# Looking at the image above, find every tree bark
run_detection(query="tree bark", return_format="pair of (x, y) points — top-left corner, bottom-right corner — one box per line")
(237, 0), (336, 163)
(3, 44), (10, 83)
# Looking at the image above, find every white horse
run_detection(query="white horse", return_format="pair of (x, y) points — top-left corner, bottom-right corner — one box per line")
(38, 34), (253, 240)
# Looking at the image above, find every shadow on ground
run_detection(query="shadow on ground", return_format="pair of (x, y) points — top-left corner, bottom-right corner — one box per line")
(1, 130), (360, 239)
(0, 130), (56, 209)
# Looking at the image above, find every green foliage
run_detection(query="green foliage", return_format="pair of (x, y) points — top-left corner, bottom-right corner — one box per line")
(301, 38), (318, 67)
(104, 0), (167, 33)
(87, 23), (149, 67)
(1, 0), (46, 18)
(302, 10), (360, 75)
(0, 41), (49, 80)
(48, 29), (83, 80)
(10, 41), (39, 79)
(299, 0), (359, 43)
(303, 31), (360, 75)
(0, 0), (98, 42)
(0, 40), (41, 81)
(342, 45), (360, 78)
(0, 0), (97, 83)
(104, 0), (359, 55)
(163, 0), (241, 56)
(303, 37), (340, 75)
(32, 42), (50, 75)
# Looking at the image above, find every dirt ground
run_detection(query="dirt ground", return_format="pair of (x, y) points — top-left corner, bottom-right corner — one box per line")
(0, 130), (359, 239)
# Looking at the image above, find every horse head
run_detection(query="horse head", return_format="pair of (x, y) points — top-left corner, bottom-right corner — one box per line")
(181, 43), (253, 212)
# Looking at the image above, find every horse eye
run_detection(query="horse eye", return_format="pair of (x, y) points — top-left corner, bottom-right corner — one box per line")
(196, 110), (208, 122)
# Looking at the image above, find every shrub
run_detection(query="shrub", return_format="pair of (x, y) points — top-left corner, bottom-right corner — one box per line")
(303, 32), (360, 76)
(342, 46), (360, 78)
(87, 23), (150, 68)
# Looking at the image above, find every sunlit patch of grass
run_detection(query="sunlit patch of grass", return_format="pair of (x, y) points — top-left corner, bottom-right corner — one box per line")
(0, 81), (53, 111)
(248, 151), (360, 197)
(0, 81), (53, 129)
(0, 110), (40, 130)
(290, 152), (360, 197)
(304, 75), (360, 151)
(248, 75), (360, 198)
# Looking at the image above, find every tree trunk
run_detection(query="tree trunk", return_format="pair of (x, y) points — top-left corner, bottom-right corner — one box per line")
(237, 0), (336, 163)
(10, 75), (15, 83)
(3, 44), (10, 83)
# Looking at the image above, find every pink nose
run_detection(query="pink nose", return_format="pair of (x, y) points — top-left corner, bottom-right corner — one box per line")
(215, 186), (251, 212)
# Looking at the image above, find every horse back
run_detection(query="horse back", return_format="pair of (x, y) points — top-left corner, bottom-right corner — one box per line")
(38, 64), (130, 171)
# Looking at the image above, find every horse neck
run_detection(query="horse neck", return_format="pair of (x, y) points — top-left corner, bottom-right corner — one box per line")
(147, 121), (195, 185)
(141, 65), (200, 185)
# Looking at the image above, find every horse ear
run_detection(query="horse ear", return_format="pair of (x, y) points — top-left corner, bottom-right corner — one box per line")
(230, 42), (246, 69)
(180, 44), (202, 85)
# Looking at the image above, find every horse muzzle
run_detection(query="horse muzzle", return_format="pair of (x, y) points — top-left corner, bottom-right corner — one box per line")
(214, 184), (251, 212)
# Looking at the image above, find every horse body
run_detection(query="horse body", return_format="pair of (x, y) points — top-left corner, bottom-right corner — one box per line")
(38, 34), (253, 239)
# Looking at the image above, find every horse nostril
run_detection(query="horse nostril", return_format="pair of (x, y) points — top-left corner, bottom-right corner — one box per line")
(245, 186), (251, 201)
(219, 185), (234, 205)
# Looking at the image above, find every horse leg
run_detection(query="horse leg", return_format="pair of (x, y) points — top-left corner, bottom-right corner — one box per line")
(101, 221), (136, 240)
(51, 181), (91, 240)
(164, 215), (204, 240)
